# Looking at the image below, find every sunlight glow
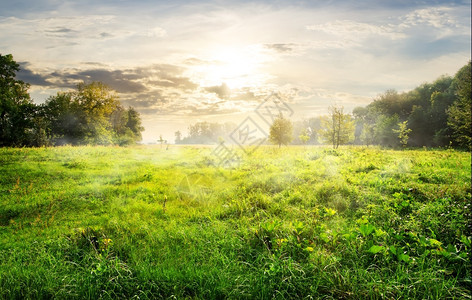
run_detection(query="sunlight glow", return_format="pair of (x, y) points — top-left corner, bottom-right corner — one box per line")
(189, 45), (272, 89)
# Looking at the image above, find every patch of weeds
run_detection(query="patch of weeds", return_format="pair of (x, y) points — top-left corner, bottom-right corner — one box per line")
(62, 159), (87, 169)
(356, 163), (378, 173)
(0, 207), (22, 226)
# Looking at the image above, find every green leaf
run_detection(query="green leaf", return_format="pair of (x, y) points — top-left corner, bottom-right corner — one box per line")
(319, 232), (329, 243)
(460, 235), (471, 248)
(398, 253), (410, 263)
(359, 224), (375, 237)
(446, 244), (456, 253)
(419, 236), (428, 247)
(374, 228), (387, 237)
(356, 217), (369, 225)
(429, 238), (442, 248)
(342, 232), (356, 241)
(367, 245), (384, 254)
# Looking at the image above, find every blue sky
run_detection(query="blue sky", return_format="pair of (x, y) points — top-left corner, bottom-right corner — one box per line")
(0, 0), (470, 142)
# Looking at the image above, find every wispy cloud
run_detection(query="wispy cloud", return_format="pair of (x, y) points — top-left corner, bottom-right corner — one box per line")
(306, 20), (405, 41)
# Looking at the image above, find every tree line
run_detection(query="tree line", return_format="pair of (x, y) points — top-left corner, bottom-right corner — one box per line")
(0, 54), (144, 147)
(177, 61), (470, 150)
(1, 52), (469, 149)
(352, 61), (471, 149)
(175, 122), (237, 145)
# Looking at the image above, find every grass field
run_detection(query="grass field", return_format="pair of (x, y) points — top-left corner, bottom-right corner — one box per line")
(0, 145), (470, 299)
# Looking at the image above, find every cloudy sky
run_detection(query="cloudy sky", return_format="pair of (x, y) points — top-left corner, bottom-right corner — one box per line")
(1, 0), (470, 143)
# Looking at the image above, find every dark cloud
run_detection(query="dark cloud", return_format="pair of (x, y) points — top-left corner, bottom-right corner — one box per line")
(81, 62), (108, 66)
(16, 61), (247, 116)
(137, 64), (199, 90)
(18, 63), (198, 93)
(204, 83), (231, 99)
(99, 32), (114, 38)
(17, 62), (51, 86)
(75, 69), (146, 93)
(119, 89), (168, 110)
(42, 27), (79, 38)
(44, 27), (75, 33)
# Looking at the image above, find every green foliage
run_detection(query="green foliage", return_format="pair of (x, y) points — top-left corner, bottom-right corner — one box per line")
(0, 53), (35, 146)
(352, 62), (469, 148)
(180, 121), (236, 144)
(447, 61), (471, 149)
(375, 114), (399, 147)
(0, 54), (143, 147)
(298, 128), (310, 145)
(393, 120), (412, 147)
(0, 146), (470, 298)
(320, 105), (354, 148)
(269, 114), (293, 148)
(291, 118), (321, 145)
(44, 82), (143, 145)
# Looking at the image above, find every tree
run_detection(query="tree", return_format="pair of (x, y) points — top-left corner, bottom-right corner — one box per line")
(269, 114), (293, 148)
(43, 92), (80, 145)
(125, 107), (144, 143)
(75, 82), (119, 145)
(44, 82), (143, 145)
(320, 105), (354, 149)
(0, 53), (34, 146)
(393, 120), (412, 148)
(375, 114), (399, 147)
(175, 130), (182, 144)
(180, 121), (236, 144)
(447, 61), (471, 149)
(299, 128), (310, 146)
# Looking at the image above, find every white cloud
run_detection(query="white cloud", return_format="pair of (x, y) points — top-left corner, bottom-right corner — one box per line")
(401, 7), (457, 29)
(0, 15), (166, 41)
(306, 20), (406, 41)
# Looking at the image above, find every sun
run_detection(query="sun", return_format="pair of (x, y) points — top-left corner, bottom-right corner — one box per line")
(188, 45), (271, 90)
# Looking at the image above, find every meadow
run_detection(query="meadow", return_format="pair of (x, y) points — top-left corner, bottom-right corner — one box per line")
(0, 145), (470, 299)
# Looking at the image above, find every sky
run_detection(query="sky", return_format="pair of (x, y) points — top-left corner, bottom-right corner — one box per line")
(1, 0), (470, 143)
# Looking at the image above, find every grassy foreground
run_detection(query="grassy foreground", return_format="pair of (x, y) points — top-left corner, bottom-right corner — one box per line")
(0, 145), (470, 299)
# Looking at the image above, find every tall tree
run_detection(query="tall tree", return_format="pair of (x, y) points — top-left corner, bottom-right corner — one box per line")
(269, 114), (293, 148)
(0, 54), (34, 146)
(320, 105), (354, 149)
(447, 61), (471, 149)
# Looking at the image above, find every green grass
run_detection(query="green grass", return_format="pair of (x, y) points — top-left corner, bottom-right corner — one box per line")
(0, 145), (470, 299)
